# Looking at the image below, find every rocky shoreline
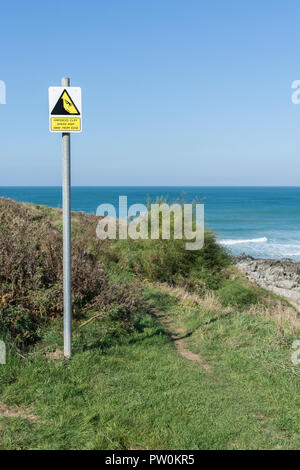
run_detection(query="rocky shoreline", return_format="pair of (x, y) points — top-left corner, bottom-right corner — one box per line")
(232, 254), (300, 308)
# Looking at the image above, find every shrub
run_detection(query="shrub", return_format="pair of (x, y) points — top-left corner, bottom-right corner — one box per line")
(0, 198), (142, 348)
(105, 229), (229, 286)
(0, 305), (40, 347)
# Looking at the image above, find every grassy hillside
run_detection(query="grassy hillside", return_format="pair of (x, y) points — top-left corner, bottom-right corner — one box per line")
(0, 198), (299, 449)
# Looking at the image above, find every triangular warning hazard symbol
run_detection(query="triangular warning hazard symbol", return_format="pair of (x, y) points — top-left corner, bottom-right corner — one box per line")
(51, 89), (80, 115)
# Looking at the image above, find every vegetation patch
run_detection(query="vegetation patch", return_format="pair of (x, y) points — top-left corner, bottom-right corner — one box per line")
(0, 198), (299, 450)
(0, 198), (143, 348)
(216, 279), (259, 310)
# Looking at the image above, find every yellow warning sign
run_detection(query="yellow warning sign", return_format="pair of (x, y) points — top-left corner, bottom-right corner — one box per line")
(51, 90), (80, 116)
(49, 86), (82, 133)
(51, 118), (81, 132)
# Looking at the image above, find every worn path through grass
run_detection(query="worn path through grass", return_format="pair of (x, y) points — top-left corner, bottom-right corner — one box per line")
(150, 307), (211, 371)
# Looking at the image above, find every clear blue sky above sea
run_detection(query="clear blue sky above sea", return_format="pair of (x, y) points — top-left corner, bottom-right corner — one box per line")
(1, 1), (300, 186)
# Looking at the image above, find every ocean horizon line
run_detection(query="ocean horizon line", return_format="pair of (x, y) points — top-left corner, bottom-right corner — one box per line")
(1, 185), (300, 189)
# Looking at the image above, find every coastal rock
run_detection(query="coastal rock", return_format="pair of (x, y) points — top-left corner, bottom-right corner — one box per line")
(232, 254), (300, 306)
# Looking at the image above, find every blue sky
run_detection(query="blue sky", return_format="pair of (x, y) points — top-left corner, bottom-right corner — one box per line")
(1, 0), (300, 186)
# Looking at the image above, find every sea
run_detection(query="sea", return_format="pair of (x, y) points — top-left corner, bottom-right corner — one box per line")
(0, 186), (299, 261)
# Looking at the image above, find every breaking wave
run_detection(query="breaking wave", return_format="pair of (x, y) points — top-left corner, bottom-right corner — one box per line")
(219, 237), (268, 246)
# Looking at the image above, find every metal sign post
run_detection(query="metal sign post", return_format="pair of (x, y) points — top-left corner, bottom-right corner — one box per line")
(62, 77), (72, 358)
(49, 78), (82, 359)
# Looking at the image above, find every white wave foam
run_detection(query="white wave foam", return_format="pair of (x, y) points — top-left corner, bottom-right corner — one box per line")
(220, 237), (268, 246)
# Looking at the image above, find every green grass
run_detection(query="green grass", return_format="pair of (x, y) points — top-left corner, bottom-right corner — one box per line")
(216, 279), (259, 309)
(0, 286), (299, 450)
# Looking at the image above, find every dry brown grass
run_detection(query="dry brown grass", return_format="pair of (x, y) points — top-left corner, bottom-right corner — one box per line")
(155, 281), (300, 328)
(155, 282), (231, 312)
(247, 300), (300, 328)
(0, 403), (39, 423)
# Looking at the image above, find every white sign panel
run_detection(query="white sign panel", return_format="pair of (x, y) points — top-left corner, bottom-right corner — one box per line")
(49, 87), (82, 133)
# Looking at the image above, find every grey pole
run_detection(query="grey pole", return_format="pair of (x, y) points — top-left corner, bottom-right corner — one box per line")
(62, 76), (72, 358)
